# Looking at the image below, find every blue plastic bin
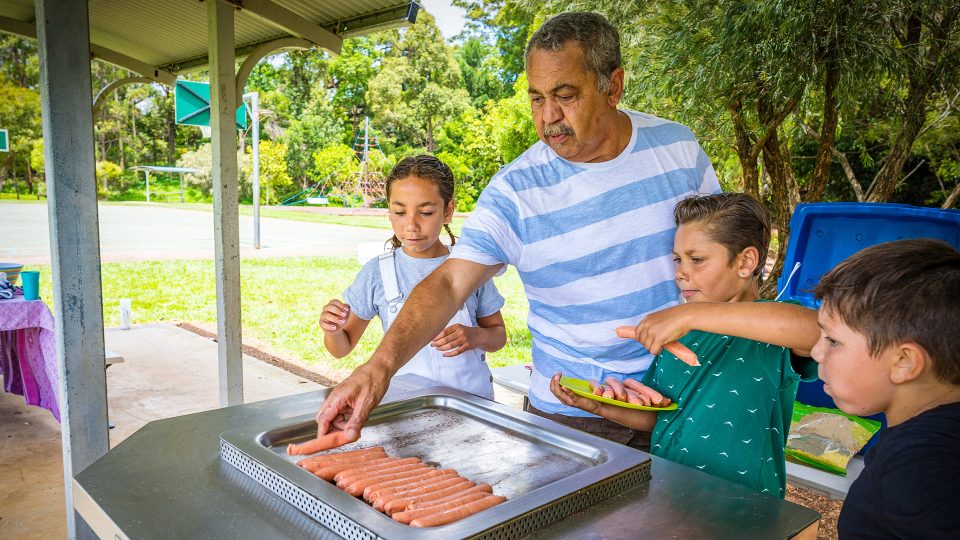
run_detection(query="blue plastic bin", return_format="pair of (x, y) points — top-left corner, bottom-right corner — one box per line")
(777, 202), (960, 450)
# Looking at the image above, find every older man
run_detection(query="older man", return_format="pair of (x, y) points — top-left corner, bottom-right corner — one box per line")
(317, 12), (720, 450)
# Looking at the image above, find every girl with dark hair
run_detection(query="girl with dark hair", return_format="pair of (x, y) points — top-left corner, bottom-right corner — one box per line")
(551, 193), (820, 497)
(319, 155), (506, 399)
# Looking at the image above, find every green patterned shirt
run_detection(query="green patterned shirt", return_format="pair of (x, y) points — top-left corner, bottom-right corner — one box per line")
(641, 301), (817, 497)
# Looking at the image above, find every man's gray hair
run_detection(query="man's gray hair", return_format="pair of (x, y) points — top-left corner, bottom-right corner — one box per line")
(525, 12), (622, 92)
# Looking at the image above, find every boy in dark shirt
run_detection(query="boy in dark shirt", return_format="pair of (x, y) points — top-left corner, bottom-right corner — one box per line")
(811, 239), (960, 539)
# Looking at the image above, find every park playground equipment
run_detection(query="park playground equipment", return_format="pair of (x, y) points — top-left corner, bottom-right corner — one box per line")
(281, 116), (386, 208)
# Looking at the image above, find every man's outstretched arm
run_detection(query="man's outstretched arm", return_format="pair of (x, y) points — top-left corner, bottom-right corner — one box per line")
(315, 258), (503, 441)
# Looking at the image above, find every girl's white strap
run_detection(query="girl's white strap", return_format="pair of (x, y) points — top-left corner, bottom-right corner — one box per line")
(377, 251), (403, 307)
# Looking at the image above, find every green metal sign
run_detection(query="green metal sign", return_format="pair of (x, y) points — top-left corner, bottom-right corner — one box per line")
(0, 129), (8, 152)
(175, 80), (247, 129)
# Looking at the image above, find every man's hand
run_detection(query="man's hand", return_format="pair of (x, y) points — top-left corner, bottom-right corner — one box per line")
(431, 324), (479, 357)
(315, 361), (393, 442)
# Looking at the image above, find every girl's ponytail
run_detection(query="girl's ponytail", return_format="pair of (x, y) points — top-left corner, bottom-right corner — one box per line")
(388, 235), (402, 250)
(444, 224), (457, 246)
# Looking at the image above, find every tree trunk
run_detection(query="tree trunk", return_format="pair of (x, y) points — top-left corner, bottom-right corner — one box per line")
(426, 116), (435, 153)
(758, 136), (793, 300)
(167, 91), (177, 165)
(118, 106), (125, 169)
(865, 10), (942, 202)
(808, 56), (840, 201)
(756, 96), (800, 299)
(943, 182), (960, 209)
(24, 157), (34, 196)
(865, 79), (929, 202)
(729, 98), (759, 199)
(13, 161), (20, 200)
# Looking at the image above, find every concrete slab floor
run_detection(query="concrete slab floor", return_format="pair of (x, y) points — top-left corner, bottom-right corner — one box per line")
(0, 323), (324, 539)
(0, 323), (527, 539)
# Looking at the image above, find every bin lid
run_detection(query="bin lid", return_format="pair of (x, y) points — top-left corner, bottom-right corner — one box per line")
(777, 202), (960, 452)
(776, 202), (960, 308)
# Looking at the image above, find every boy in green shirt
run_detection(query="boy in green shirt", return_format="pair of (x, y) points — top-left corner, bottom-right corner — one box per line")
(552, 193), (819, 496)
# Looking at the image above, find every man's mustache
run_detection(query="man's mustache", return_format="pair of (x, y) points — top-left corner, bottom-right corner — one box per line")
(543, 124), (575, 137)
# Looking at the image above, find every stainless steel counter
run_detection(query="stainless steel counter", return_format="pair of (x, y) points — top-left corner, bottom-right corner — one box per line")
(73, 376), (819, 539)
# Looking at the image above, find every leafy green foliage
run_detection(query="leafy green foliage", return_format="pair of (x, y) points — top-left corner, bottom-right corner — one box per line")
(254, 140), (293, 204)
(366, 12), (471, 152)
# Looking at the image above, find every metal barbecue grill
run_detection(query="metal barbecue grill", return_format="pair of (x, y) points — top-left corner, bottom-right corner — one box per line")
(220, 387), (652, 539)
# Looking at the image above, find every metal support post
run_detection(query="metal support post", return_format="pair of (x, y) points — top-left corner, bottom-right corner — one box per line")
(245, 92), (261, 249)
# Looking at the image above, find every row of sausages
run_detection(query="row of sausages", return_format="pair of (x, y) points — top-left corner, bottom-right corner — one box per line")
(294, 445), (506, 527)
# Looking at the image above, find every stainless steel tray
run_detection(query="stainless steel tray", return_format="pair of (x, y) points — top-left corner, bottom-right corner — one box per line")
(220, 386), (651, 539)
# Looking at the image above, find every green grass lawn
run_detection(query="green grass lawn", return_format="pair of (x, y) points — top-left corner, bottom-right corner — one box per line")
(30, 257), (531, 373)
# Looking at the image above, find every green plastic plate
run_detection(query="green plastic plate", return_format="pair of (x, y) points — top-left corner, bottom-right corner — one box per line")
(559, 377), (678, 411)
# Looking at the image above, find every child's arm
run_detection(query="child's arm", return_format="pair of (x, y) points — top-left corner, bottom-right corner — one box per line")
(549, 373), (658, 432)
(630, 302), (819, 356)
(431, 311), (507, 357)
(320, 299), (371, 358)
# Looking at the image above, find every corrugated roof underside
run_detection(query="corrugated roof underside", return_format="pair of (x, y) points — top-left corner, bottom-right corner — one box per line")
(2, 0), (411, 71)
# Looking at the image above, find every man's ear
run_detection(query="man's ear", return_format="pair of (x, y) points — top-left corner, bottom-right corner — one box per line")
(888, 343), (928, 385)
(607, 67), (625, 106)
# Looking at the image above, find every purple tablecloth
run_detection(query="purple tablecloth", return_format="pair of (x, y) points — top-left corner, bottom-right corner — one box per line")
(0, 293), (60, 422)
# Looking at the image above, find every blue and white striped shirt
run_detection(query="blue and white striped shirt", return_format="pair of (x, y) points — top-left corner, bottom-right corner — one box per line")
(451, 111), (721, 415)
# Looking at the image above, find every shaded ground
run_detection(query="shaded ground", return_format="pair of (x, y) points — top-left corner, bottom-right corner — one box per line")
(786, 485), (842, 539)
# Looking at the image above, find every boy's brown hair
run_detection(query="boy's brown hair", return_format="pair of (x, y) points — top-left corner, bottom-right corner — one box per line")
(673, 193), (772, 280)
(814, 239), (960, 385)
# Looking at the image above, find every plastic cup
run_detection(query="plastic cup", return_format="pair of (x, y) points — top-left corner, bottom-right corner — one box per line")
(21, 270), (40, 301)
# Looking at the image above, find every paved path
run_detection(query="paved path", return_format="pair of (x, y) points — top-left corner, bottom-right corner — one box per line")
(0, 203), (391, 264)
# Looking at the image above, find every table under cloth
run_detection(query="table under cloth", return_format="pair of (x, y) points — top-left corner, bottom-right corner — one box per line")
(0, 292), (60, 422)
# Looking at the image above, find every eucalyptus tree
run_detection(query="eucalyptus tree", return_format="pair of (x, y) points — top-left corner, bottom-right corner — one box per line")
(523, 0), (959, 295)
(366, 11), (470, 152)
(454, 0), (535, 89)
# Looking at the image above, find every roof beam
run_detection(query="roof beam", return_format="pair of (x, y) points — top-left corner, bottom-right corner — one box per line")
(323, 2), (419, 38)
(235, 37), (311, 102)
(93, 76), (155, 117)
(0, 15), (176, 86)
(0, 15), (36, 38)
(89, 46), (177, 86)
(236, 0), (342, 54)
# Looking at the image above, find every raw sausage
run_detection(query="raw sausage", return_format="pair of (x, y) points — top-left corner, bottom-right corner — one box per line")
(337, 463), (436, 497)
(298, 448), (388, 473)
(373, 475), (466, 512)
(313, 456), (398, 480)
(407, 483), (492, 510)
(664, 341), (700, 367)
(382, 480), (475, 515)
(362, 469), (457, 501)
(623, 379), (669, 407)
(374, 476), (468, 513)
(615, 326), (700, 366)
(286, 430), (353, 455)
(392, 492), (489, 524)
(409, 495), (507, 527)
(333, 457), (420, 484)
(604, 377), (627, 401)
